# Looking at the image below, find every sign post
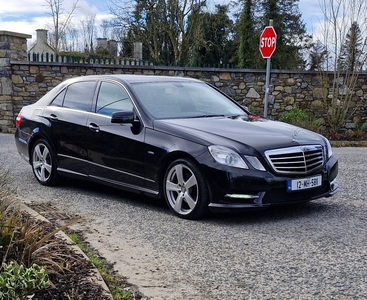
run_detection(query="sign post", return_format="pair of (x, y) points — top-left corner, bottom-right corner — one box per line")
(259, 20), (276, 118)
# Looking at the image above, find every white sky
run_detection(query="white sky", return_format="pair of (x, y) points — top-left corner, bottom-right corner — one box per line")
(0, 0), (322, 46)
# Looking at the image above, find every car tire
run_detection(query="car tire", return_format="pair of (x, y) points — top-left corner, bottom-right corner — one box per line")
(164, 159), (209, 219)
(31, 139), (59, 186)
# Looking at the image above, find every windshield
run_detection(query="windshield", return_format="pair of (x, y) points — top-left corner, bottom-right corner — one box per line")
(131, 81), (247, 119)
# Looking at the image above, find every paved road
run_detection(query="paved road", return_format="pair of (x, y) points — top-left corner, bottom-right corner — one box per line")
(1, 133), (367, 299)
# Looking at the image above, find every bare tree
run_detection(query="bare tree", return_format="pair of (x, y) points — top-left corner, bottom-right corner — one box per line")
(80, 14), (97, 54)
(317, 0), (367, 132)
(67, 26), (80, 51)
(44, 0), (79, 54)
(100, 19), (112, 39)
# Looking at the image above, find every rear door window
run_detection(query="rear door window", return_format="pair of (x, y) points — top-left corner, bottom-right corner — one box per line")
(62, 81), (96, 111)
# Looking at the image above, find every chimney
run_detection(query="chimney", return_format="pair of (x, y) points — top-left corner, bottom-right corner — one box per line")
(108, 40), (117, 57)
(97, 38), (107, 50)
(133, 42), (142, 60)
(36, 29), (48, 45)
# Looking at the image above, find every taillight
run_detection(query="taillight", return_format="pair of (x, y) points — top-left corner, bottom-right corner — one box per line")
(15, 113), (23, 128)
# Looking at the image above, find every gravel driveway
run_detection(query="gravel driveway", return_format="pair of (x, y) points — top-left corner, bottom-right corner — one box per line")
(1, 133), (367, 299)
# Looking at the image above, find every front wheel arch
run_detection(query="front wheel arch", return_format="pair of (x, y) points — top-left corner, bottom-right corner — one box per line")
(158, 152), (205, 198)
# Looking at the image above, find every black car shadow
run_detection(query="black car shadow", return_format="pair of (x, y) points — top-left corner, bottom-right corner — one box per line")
(59, 177), (336, 225)
(61, 177), (169, 210)
(205, 200), (336, 225)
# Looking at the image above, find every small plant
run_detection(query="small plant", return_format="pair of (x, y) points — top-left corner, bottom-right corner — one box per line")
(0, 261), (50, 299)
(326, 131), (344, 141)
(0, 162), (15, 210)
(279, 106), (309, 124)
(1, 210), (80, 272)
(64, 287), (87, 300)
(354, 122), (367, 138)
(0, 160), (21, 266)
(1, 158), (80, 273)
(279, 107), (322, 132)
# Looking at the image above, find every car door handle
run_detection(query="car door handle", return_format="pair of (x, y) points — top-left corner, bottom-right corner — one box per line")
(49, 114), (58, 121)
(88, 123), (100, 133)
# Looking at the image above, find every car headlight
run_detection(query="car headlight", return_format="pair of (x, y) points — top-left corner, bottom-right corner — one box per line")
(325, 139), (333, 159)
(208, 145), (249, 169)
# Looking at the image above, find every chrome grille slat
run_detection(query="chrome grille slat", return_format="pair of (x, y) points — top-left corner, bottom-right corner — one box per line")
(307, 155), (322, 161)
(306, 155), (322, 160)
(307, 161), (322, 169)
(265, 145), (324, 175)
(273, 161), (304, 166)
(272, 156), (304, 161)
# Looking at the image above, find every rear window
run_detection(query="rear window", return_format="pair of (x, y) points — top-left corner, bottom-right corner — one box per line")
(50, 89), (66, 107)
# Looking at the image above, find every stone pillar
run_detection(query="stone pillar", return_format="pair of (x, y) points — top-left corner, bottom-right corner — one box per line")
(0, 30), (31, 133)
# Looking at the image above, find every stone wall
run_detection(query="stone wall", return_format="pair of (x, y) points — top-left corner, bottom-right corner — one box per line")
(1, 31), (367, 134)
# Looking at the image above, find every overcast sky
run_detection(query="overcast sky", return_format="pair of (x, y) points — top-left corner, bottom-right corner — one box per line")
(0, 0), (323, 45)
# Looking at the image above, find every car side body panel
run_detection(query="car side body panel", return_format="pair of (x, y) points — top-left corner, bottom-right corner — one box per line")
(41, 106), (90, 177)
(86, 112), (148, 190)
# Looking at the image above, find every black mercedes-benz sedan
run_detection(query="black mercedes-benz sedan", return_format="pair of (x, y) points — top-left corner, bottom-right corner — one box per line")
(15, 74), (339, 219)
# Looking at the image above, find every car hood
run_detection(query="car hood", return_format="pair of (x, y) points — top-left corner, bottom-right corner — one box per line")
(153, 116), (326, 154)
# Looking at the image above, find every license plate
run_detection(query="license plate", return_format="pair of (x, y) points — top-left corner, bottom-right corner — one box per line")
(287, 175), (322, 192)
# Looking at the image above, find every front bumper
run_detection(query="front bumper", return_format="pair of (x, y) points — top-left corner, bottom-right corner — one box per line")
(208, 179), (339, 211)
(202, 154), (339, 212)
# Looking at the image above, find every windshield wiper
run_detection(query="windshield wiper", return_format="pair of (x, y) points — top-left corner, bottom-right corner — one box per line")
(192, 114), (226, 118)
(227, 114), (249, 119)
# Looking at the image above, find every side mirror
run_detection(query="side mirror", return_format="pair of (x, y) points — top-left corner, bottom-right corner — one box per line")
(111, 111), (135, 124)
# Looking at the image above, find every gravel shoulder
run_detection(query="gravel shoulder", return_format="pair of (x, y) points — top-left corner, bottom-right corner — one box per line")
(2, 133), (367, 299)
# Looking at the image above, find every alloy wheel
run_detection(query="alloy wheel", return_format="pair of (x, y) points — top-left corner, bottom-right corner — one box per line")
(32, 142), (53, 184)
(165, 163), (199, 216)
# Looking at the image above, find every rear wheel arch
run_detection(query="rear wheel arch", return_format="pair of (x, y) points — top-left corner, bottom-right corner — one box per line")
(28, 133), (56, 162)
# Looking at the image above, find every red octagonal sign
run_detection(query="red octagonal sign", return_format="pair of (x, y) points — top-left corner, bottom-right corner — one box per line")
(259, 26), (277, 58)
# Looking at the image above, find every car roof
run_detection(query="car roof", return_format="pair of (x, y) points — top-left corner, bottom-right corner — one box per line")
(67, 74), (201, 85)
(35, 74), (205, 109)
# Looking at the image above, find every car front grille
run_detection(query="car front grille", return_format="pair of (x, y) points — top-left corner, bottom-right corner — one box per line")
(265, 145), (324, 175)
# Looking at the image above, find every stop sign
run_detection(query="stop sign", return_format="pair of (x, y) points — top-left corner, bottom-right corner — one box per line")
(259, 26), (277, 58)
